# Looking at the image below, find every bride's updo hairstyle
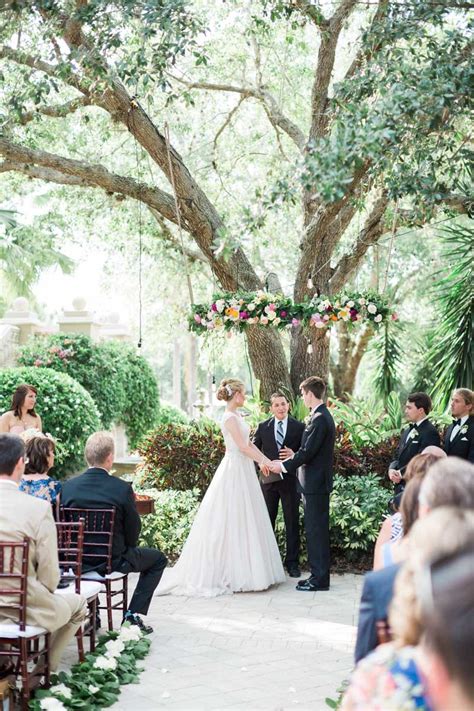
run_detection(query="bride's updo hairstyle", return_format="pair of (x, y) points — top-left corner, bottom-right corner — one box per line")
(216, 378), (244, 402)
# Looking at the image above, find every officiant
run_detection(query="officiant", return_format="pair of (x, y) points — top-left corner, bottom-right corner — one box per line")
(253, 393), (305, 578)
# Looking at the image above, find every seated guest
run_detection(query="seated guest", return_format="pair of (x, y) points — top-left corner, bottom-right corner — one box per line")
(0, 433), (86, 671)
(354, 458), (474, 663)
(0, 384), (42, 435)
(61, 431), (167, 634)
(373, 453), (439, 570)
(444, 388), (474, 461)
(19, 432), (61, 504)
(388, 392), (440, 496)
(419, 544), (474, 711)
(343, 507), (474, 711)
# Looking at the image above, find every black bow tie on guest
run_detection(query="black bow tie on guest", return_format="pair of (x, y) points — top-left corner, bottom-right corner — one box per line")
(453, 418), (461, 427)
(409, 423), (418, 430)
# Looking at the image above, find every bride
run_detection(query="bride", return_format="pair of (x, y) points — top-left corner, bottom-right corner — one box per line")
(156, 378), (286, 596)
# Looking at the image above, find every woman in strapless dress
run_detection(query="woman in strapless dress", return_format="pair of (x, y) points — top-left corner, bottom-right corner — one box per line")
(0, 383), (42, 434)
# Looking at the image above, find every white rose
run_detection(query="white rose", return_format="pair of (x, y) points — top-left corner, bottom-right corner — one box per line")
(347, 300), (354, 308)
(105, 639), (125, 657)
(95, 655), (117, 671)
(367, 303), (377, 314)
(358, 298), (366, 305)
(50, 684), (72, 700)
(40, 700), (67, 711)
(216, 299), (225, 313)
(374, 314), (383, 323)
(247, 303), (255, 311)
(266, 310), (276, 320)
(119, 625), (143, 642)
(273, 317), (281, 326)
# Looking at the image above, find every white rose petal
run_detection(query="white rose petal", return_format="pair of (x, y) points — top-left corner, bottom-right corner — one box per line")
(358, 298), (366, 305)
(95, 655), (117, 671)
(105, 639), (125, 657)
(40, 700), (67, 711)
(367, 303), (377, 314)
(347, 300), (354, 308)
(374, 314), (383, 323)
(50, 684), (72, 699)
(247, 303), (255, 311)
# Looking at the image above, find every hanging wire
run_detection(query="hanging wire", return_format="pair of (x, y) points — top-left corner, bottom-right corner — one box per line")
(128, 96), (144, 350)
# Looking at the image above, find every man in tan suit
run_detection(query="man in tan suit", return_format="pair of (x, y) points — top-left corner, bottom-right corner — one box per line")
(0, 433), (86, 670)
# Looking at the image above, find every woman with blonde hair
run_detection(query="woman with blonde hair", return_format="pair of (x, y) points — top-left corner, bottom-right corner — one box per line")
(342, 507), (474, 710)
(156, 378), (285, 596)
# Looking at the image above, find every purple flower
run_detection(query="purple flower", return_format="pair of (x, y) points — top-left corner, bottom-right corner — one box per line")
(240, 311), (249, 320)
(211, 303), (218, 312)
(280, 310), (287, 318)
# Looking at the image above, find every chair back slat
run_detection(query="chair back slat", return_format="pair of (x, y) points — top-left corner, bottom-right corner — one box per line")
(0, 539), (29, 631)
(55, 521), (84, 594)
(59, 508), (115, 574)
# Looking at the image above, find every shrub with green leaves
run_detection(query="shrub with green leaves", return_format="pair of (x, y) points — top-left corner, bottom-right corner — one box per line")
(0, 366), (100, 475)
(136, 418), (225, 494)
(329, 474), (392, 559)
(18, 334), (159, 447)
(138, 488), (200, 560)
(155, 402), (189, 426)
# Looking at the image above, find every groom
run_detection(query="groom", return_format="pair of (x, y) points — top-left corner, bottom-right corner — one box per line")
(253, 392), (305, 577)
(270, 377), (335, 592)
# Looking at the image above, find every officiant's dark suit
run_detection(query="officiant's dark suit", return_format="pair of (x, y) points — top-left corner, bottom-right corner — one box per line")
(282, 402), (336, 589)
(253, 414), (305, 573)
(444, 416), (474, 462)
(389, 418), (440, 495)
(62, 467), (167, 616)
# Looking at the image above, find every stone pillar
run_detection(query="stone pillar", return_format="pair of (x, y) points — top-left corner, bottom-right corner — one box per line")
(0, 297), (42, 345)
(58, 297), (101, 340)
(99, 312), (132, 342)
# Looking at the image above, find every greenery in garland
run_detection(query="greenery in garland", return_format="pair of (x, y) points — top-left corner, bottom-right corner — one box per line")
(189, 291), (394, 335)
(18, 335), (159, 448)
(29, 624), (151, 710)
(0, 367), (100, 475)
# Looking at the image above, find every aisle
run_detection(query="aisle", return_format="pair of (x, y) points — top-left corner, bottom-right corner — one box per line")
(109, 573), (361, 711)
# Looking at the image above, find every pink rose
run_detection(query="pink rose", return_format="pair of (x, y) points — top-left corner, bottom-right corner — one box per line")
(268, 303), (276, 311)
(291, 318), (300, 326)
(280, 310), (287, 318)
(194, 314), (202, 323)
(34, 359), (43, 367)
(391, 312), (398, 321)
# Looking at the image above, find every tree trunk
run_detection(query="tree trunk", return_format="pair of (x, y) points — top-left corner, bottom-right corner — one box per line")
(246, 326), (292, 401)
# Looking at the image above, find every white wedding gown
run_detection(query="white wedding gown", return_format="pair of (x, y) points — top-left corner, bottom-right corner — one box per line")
(156, 411), (286, 596)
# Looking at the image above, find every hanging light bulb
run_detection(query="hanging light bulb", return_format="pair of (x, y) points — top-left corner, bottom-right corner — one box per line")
(212, 375), (216, 392)
(307, 274), (314, 289)
(307, 342), (313, 354)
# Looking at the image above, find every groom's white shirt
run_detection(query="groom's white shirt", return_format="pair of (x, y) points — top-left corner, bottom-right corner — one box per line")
(273, 415), (288, 442)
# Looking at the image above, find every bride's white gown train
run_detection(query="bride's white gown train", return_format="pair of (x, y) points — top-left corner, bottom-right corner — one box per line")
(156, 411), (286, 596)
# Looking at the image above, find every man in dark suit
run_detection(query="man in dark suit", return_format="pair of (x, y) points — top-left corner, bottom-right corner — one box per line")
(354, 563), (400, 662)
(253, 393), (305, 577)
(270, 377), (336, 592)
(444, 388), (474, 462)
(388, 391), (440, 495)
(62, 431), (167, 634)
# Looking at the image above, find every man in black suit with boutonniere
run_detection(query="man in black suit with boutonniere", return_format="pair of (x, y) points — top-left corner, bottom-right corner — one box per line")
(270, 377), (335, 592)
(253, 393), (305, 578)
(388, 392), (440, 496)
(444, 388), (474, 462)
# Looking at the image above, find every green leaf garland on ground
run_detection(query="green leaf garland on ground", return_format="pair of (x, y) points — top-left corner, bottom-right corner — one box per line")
(189, 291), (394, 335)
(29, 624), (151, 710)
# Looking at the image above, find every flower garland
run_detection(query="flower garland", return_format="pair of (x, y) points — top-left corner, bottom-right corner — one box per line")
(29, 624), (151, 710)
(189, 290), (395, 335)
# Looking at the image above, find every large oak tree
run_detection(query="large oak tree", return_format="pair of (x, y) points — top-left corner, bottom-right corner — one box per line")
(0, 0), (471, 397)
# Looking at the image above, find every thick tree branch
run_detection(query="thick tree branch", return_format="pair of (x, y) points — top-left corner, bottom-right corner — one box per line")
(341, 1), (389, 85)
(170, 75), (306, 152)
(329, 193), (389, 293)
(291, 1), (329, 28)
(309, 0), (358, 141)
(0, 139), (180, 226)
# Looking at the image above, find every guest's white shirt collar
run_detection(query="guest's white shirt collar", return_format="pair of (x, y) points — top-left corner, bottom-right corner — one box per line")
(0, 479), (19, 488)
(312, 403), (323, 415)
(457, 415), (469, 426)
(415, 416), (428, 426)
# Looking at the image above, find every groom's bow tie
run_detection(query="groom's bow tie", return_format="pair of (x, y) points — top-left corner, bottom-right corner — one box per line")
(409, 423), (418, 430)
(453, 418), (461, 427)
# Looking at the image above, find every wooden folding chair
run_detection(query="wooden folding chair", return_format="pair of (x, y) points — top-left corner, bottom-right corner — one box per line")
(59, 508), (128, 631)
(0, 539), (50, 710)
(55, 521), (101, 661)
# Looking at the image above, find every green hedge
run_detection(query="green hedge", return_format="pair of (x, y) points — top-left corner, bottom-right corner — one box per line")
(18, 334), (159, 448)
(0, 366), (100, 475)
(137, 473), (389, 567)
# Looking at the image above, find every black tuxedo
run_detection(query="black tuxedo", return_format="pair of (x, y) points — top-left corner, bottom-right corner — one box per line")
(444, 416), (474, 462)
(354, 564), (401, 663)
(390, 419), (440, 494)
(62, 468), (167, 616)
(253, 416), (305, 568)
(282, 404), (336, 587)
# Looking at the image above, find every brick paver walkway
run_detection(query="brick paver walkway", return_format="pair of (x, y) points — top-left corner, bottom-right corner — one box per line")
(103, 572), (362, 710)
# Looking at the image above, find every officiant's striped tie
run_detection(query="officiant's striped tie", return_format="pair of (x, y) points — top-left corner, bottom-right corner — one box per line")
(276, 420), (284, 449)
